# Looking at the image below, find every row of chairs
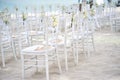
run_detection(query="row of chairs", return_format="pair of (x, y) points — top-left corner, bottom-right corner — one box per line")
(20, 12), (95, 80)
(0, 3), (114, 80)
(1, 5), (118, 68)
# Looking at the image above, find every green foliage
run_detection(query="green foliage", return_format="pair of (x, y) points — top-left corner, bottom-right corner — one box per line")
(22, 12), (26, 21)
(62, 5), (65, 12)
(15, 6), (18, 11)
(52, 15), (58, 27)
(90, 8), (95, 16)
(102, 3), (105, 7)
(3, 14), (9, 25)
(95, 3), (98, 7)
(4, 20), (9, 24)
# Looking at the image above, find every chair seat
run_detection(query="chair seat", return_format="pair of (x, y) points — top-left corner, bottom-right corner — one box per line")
(42, 39), (64, 47)
(83, 31), (93, 35)
(21, 45), (55, 55)
(73, 35), (82, 40)
(43, 35), (71, 47)
(29, 31), (44, 36)
(12, 34), (19, 38)
(1, 37), (9, 41)
(21, 31), (44, 36)
(68, 31), (82, 40)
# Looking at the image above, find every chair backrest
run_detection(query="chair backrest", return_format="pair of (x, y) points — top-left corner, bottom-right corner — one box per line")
(18, 20), (31, 52)
(115, 18), (120, 32)
(0, 22), (12, 49)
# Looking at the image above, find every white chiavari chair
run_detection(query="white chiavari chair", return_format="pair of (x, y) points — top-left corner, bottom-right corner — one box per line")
(27, 14), (45, 46)
(70, 12), (85, 65)
(0, 21), (17, 67)
(71, 11), (95, 64)
(46, 14), (73, 71)
(57, 14), (74, 71)
(21, 16), (61, 80)
(82, 18), (95, 57)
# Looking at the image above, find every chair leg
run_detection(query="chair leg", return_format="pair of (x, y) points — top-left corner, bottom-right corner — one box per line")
(1, 48), (5, 67)
(84, 39), (89, 58)
(11, 41), (17, 60)
(91, 35), (95, 53)
(64, 46), (68, 71)
(45, 54), (49, 80)
(29, 36), (32, 46)
(56, 50), (62, 73)
(36, 56), (38, 72)
(76, 42), (79, 65)
(82, 39), (85, 53)
(87, 43), (90, 57)
(21, 54), (25, 80)
(86, 37), (90, 57)
(12, 40), (17, 55)
(73, 44), (77, 65)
